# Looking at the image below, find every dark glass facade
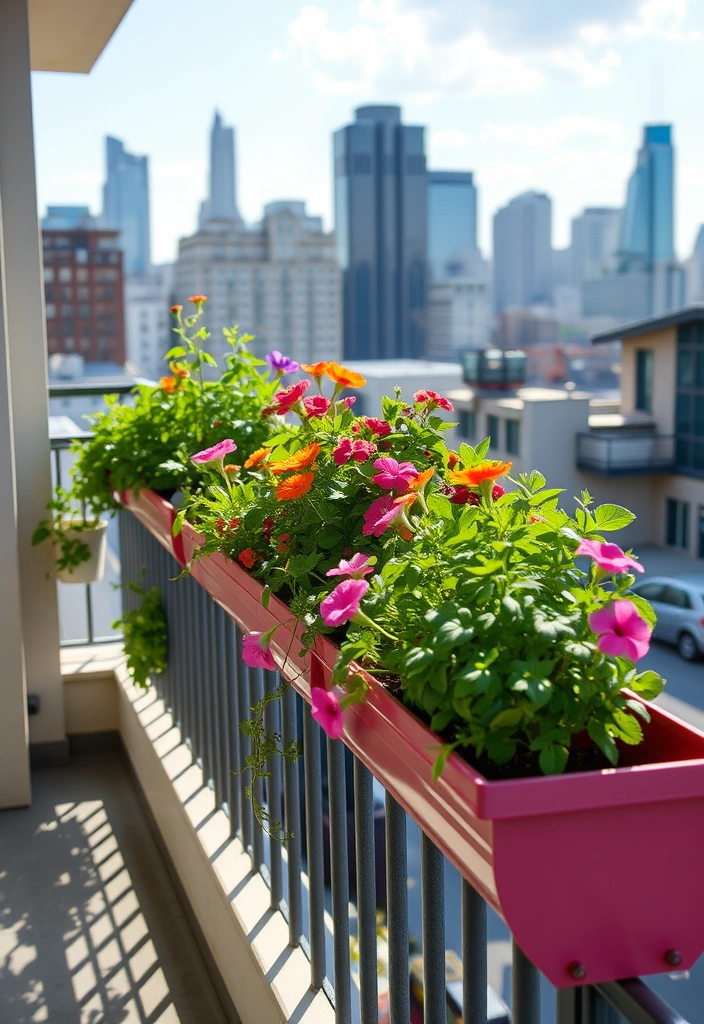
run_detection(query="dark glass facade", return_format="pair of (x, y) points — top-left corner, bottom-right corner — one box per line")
(618, 125), (674, 267)
(428, 171), (477, 280)
(334, 105), (427, 360)
(675, 322), (704, 476)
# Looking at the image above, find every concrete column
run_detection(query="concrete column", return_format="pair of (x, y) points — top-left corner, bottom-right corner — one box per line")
(0, 207), (31, 809)
(0, 0), (66, 764)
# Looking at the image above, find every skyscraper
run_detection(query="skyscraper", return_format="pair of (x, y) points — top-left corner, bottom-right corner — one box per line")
(428, 171), (478, 280)
(618, 125), (674, 268)
(492, 191), (552, 313)
(101, 136), (151, 275)
(334, 105), (427, 360)
(570, 207), (621, 284)
(199, 111), (241, 226)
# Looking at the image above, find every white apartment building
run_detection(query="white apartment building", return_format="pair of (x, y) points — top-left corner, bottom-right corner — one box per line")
(426, 273), (491, 361)
(448, 312), (704, 562)
(174, 201), (341, 368)
(124, 263), (173, 380)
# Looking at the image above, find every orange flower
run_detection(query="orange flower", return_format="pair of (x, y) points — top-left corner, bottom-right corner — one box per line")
(324, 362), (367, 389)
(238, 548), (257, 569)
(188, 294), (207, 304)
(449, 460), (512, 487)
(269, 443), (321, 475)
(447, 451), (459, 469)
(301, 361), (332, 378)
(224, 464), (240, 475)
(170, 304), (182, 314)
(407, 468), (435, 492)
(275, 472), (316, 501)
(159, 375), (177, 393)
(244, 447), (271, 469)
(393, 493), (418, 507)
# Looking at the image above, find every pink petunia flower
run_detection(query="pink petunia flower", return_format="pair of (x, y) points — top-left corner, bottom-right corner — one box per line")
(414, 389), (454, 412)
(343, 396), (356, 409)
(333, 437), (354, 466)
(576, 539), (644, 575)
(364, 418), (392, 437)
(311, 687), (344, 739)
(303, 395), (331, 418)
(326, 553), (375, 579)
(242, 632), (277, 671)
(320, 578), (370, 628)
(350, 439), (376, 462)
(372, 457), (419, 493)
(273, 379), (311, 415)
(588, 600), (652, 661)
(191, 439), (237, 464)
(362, 494), (405, 537)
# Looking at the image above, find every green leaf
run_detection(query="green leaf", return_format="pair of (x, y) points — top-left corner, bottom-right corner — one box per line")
(31, 525), (51, 546)
(458, 443), (476, 465)
(474, 437), (491, 460)
(434, 619), (473, 650)
(629, 594), (657, 629)
(381, 559), (407, 585)
(490, 708), (523, 729)
(427, 494), (454, 520)
(467, 559), (504, 576)
(539, 744), (569, 775)
(201, 352), (218, 367)
(629, 669), (663, 700)
(261, 587), (271, 610)
(165, 345), (186, 359)
(593, 504), (636, 532)
(612, 709), (643, 745)
(587, 720), (618, 766)
(431, 745), (453, 783)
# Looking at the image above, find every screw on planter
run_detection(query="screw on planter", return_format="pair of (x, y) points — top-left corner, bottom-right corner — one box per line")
(665, 950), (682, 967)
(569, 962), (586, 981)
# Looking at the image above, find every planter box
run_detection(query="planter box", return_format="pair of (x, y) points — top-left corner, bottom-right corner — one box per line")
(122, 488), (704, 988)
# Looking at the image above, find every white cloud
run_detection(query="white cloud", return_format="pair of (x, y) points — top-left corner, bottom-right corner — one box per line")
(430, 129), (472, 150)
(482, 116), (625, 150)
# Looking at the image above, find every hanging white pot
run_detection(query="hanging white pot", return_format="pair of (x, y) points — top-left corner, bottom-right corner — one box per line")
(55, 520), (108, 584)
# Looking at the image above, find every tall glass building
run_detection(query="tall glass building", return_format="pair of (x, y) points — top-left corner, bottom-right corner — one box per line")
(102, 137), (150, 275)
(199, 111), (241, 226)
(333, 105), (427, 360)
(428, 171), (478, 280)
(618, 125), (674, 267)
(492, 191), (552, 313)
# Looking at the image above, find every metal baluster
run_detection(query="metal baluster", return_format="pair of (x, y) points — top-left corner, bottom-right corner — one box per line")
(303, 702), (326, 989)
(184, 575), (198, 755)
(462, 880), (487, 1024)
(328, 735), (351, 1024)
(264, 669), (283, 910)
(421, 833), (446, 1024)
(214, 606), (229, 811)
(281, 682), (302, 946)
(202, 589), (216, 787)
(225, 617), (241, 836)
(209, 598), (224, 806)
(385, 794), (409, 1024)
(512, 940), (540, 1024)
(159, 544), (171, 709)
(235, 626), (254, 854)
(354, 758), (378, 1024)
(249, 664), (265, 871)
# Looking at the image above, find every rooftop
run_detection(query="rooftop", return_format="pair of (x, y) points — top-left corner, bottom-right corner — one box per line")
(345, 359), (462, 378)
(592, 304), (704, 344)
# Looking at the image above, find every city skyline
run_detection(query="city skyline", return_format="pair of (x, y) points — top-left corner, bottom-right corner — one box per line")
(31, 0), (704, 266)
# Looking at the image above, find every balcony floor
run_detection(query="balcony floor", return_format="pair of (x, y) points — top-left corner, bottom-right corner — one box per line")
(0, 753), (229, 1024)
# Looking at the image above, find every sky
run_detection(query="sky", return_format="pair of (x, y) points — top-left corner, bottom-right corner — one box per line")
(31, 0), (704, 266)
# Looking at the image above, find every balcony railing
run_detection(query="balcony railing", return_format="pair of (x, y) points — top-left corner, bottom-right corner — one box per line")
(576, 432), (676, 475)
(117, 505), (693, 1024)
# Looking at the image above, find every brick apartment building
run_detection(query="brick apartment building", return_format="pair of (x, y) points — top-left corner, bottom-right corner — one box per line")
(42, 228), (125, 364)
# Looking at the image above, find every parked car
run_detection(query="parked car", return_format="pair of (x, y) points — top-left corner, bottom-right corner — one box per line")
(630, 576), (704, 661)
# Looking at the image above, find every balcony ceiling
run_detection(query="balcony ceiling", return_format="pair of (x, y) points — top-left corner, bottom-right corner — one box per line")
(29, 0), (134, 73)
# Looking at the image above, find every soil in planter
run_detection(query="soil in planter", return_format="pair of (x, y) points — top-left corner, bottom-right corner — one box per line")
(381, 675), (613, 781)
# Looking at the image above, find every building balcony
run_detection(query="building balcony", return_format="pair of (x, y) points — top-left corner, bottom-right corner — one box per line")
(576, 431), (676, 474)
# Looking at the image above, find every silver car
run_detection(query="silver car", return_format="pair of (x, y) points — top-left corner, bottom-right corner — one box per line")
(630, 576), (704, 661)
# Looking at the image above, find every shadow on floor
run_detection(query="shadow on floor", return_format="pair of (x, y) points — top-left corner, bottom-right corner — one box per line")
(0, 753), (227, 1024)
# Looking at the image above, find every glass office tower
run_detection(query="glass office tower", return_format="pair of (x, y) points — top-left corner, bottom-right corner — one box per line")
(618, 125), (675, 267)
(334, 105), (427, 360)
(428, 171), (478, 280)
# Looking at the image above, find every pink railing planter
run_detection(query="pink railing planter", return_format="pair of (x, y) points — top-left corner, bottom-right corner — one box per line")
(122, 488), (704, 988)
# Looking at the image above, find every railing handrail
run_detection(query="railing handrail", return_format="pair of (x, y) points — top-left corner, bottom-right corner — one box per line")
(48, 379), (151, 398)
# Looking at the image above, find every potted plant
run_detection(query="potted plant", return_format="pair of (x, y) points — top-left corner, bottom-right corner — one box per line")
(32, 486), (107, 584)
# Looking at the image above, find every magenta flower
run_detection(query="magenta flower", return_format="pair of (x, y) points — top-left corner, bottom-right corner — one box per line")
(362, 494), (405, 537)
(311, 687), (344, 740)
(242, 632), (277, 671)
(303, 395), (331, 418)
(364, 418), (392, 437)
(266, 351), (299, 375)
(351, 439), (376, 462)
(343, 396), (356, 409)
(372, 457), (419, 493)
(273, 379), (310, 415)
(320, 578), (369, 628)
(326, 553), (375, 579)
(588, 600), (652, 661)
(576, 539), (644, 574)
(414, 389), (454, 412)
(333, 438), (354, 466)
(191, 439), (237, 464)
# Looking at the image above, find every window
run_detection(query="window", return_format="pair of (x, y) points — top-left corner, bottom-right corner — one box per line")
(458, 410), (475, 439)
(676, 324), (704, 476)
(75, 248), (88, 264)
(699, 506), (704, 560)
(76, 269), (89, 283)
(43, 268), (54, 283)
(45, 303), (56, 319)
(633, 582), (664, 602)
(660, 586), (692, 610)
(58, 267), (72, 283)
(666, 498), (690, 550)
(79, 304), (90, 319)
(505, 420), (521, 456)
(487, 415), (500, 449)
(635, 350), (653, 412)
